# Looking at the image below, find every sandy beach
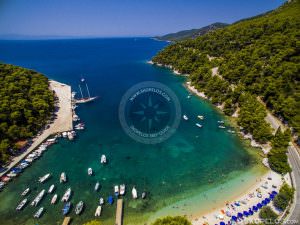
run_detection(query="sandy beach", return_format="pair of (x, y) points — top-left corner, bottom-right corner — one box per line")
(0, 80), (72, 177)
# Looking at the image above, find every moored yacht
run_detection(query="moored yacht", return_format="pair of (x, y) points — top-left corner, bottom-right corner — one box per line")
(120, 184), (125, 196)
(132, 186), (138, 199)
(195, 123), (202, 128)
(16, 198), (27, 211)
(218, 125), (226, 129)
(99, 197), (104, 205)
(51, 194), (58, 204)
(197, 115), (204, 120)
(75, 201), (84, 215)
(183, 115), (188, 120)
(21, 188), (30, 196)
(38, 173), (51, 183)
(60, 172), (67, 183)
(48, 184), (55, 193)
(95, 205), (102, 217)
(95, 182), (100, 191)
(33, 207), (44, 218)
(31, 189), (45, 206)
(61, 188), (71, 202)
(62, 202), (71, 215)
(88, 168), (93, 176)
(114, 185), (119, 197)
(100, 154), (107, 164)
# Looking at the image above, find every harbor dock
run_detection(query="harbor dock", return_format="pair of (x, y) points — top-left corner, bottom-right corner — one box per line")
(115, 199), (123, 225)
(62, 216), (71, 225)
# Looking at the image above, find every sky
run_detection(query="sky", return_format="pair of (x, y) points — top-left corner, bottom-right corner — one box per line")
(0, 0), (285, 38)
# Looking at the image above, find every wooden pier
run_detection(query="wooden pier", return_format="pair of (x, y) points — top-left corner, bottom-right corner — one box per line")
(62, 217), (71, 225)
(115, 199), (123, 225)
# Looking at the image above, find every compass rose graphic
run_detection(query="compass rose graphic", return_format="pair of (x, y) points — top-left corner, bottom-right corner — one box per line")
(119, 81), (181, 144)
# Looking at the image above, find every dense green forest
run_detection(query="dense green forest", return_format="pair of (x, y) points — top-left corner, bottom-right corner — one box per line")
(153, 0), (300, 174)
(153, 0), (300, 139)
(0, 63), (54, 163)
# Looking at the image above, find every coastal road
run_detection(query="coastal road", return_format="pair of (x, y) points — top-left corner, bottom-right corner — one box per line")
(286, 145), (300, 225)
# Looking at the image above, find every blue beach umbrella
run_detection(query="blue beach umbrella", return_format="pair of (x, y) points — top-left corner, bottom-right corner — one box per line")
(220, 222), (226, 225)
(261, 200), (266, 206)
(248, 210), (254, 215)
(231, 216), (237, 221)
(243, 211), (249, 217)
(265, 198), (270, 203)
(252, 206), (258, 211)
(269, 194), (275, 199)
(257, 203), (262, 209)
(237, 212), (243, 218)
(272, 191), (278, 195)
(107, 196), (114, 205)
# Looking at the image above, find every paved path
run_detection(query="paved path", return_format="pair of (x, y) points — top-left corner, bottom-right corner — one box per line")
(286, 145), (300, 225)
(0, 80), (72, 177)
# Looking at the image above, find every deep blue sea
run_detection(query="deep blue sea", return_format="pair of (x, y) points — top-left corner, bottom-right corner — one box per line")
(0, 38), (263, 225)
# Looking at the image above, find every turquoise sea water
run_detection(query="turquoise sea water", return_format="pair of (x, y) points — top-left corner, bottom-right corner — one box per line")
(0, 38), (264, 225)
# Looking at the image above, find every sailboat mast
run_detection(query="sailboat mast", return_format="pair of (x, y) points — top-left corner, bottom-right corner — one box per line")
(79, 84), (84, 99)
(85, 83), (91, 99)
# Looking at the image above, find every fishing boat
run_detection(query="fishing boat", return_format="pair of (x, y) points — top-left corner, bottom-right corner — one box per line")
(88, 168), (93, 176)
(21, 188), (30, 196)
(16, 198), (27, 210)
(48, 184), (55, 193)
(107, 196), (114, 205)
(75, 201), (84, 215)
(31, 189), (45, 206)
(51, 194), (58, 204)
(95, 205), (102, 217)
(120, 184), (126, 196)
(195, 123), (202, 128)
(75, 78), (98, 104)
(38, 173), (51, 183)
(62, 202), (71, 215)
(183, 115), (188, 121)
(99, 197), (104, 205)
(100, 154), (107, 164)
(95, 182), (100, 191)
(114, 185), (119, 197)
(34, 207), (44, 218)
(60, 172), (67, 183)
(218, 125), (226, 129)
(197, 115), (204, 120)
(61, 188), (71, 202)
(132, 186), (138, 199)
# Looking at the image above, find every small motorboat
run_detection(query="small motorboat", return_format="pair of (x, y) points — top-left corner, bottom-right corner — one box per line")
(48, 184), (55, 193)
(88, 168), (93, 176)
(120, 184), (125, 196)
(34, 207), (44, 218)
(60, 172), (67, 183)
(95, 182), (100, 191)
(75, 201), (84, 215)
(100, 154), (107, 164)
(61, 188), (71, 202)
(197, 115), (204, 120)
(195, 123), (202, 128)
(21, 188), (30, 196)
(51, 194), (58, 204)
(142, 192), (146, 199)
(99, 197), (104, 205)
(108, 196), (114, 205)
(62, 202), (71, 215)
(114, 185), (119, 197)
(38, 173), (51, 183)
(183, 115), (189, 121)
(132, 186), (138, 199)
(219, 125), (226, 129)
(16, 198), (27, 211)
(218, 120), (225, 124)
(31, 189), (45, 206)
(95, 205), (102, 217)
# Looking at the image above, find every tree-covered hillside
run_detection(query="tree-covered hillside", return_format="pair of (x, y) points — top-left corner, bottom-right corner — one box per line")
(0, 64), (54, 162)
(153, 0), (300, 139)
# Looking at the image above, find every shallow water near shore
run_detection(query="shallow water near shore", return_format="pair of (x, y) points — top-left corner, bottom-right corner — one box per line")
(0, 38), (265, 225)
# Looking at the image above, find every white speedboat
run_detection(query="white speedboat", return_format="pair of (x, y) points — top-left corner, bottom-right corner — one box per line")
(228, 129), (235, 133)
(100, 154), (107, 164)
(51, 194), (58, 204)
(75, 201), (84, 215)
(99, 197), (104, 205)
(183, 115), (188, 120)
(142, 192), (147, 199)
(16, 198), (27, 210)
(88, 168), (93, 176)
(38, 173), (51, 183)
(195, 123), (202, 128)
(34, 207), (44, 218)
(217, 120), (225, 124)
(218, 125), (226, 129)
(120, 184), (126, 196)
(21, 188), (30, 196)
(95, 205), (102, 217)
(61, 188), (71, 202)
(31, 189), (45, 206)
(197, 115), (204, 120)
(95, 182), (100, 191)
(114, 185), (119, 197)
(48, 184), (55, 193)
(60, 172), (67, 183)
(132, 186), (138, 199)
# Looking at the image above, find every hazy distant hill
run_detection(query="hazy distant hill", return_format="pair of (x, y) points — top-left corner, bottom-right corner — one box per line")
(155, 22), (228, 41)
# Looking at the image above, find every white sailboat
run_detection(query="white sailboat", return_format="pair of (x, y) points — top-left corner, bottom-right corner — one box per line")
(75, 78), (98, 103)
